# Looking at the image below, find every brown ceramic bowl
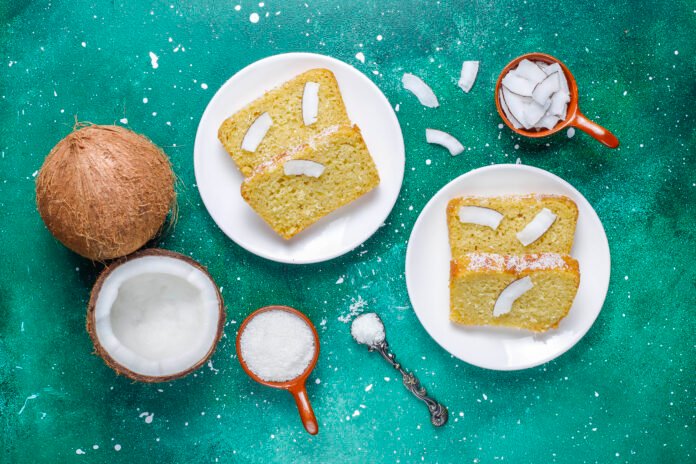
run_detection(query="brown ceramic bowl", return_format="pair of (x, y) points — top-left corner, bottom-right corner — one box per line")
(495, 52), (619, 148)
(236, 305), (320, 435)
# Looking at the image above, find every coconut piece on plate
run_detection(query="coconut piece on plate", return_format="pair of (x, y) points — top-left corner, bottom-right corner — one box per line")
(532, 72), (560, 106)
(283, 159), (325, 178)
(501, 71), (535, 97)
(241, 112), (273, 152)
(458, 61), (479, 93)
(87, 249), (225, 382)
(402, 73), (439, 108)
(425, 129), (465, 156)
(517, 208), (557, 246)
(302, 82), (320, 126)
(493, 276), (534, 317)
(515, 59), (548, 84)
(458, 206), (504, 230)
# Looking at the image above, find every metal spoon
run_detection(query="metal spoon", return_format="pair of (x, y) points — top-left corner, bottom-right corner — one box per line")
(351, 312), (448, 427)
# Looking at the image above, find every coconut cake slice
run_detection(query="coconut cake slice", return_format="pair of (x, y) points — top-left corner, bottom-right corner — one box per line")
(218, 68), (351, 176)
(240, 125), (380, 239)
(446, 194), (578, 258)
(450, 253), (580, 332)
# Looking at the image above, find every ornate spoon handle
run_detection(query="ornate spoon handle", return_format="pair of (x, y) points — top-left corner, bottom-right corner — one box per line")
(371, 340), (448, 426)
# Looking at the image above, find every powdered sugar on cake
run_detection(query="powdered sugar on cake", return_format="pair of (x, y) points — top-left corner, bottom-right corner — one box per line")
(465, 252), (568, 272)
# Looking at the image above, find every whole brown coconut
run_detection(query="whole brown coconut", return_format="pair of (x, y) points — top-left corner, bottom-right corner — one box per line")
(36, 125), (175, 261)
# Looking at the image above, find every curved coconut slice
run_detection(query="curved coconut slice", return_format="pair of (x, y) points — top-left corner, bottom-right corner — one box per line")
(458, 206), (503, 229)
(516, 208), (557, 246)
(501, 71), (535, 97)
(458, 61), (479, 93)
(87, 249), (225, 382)
(532, 72), (560, 106)
(426, 129), (465, 156)
(402, 73), (439, 108)
(493, 276), (534, 317)
(302, 82), (320, 126)
(241, 112), (273, 152)
(284, 159), (325, 178)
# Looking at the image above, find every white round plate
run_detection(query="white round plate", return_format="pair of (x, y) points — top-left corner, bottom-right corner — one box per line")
(405, 164), (610, 371)
(194, 53), (404, 264)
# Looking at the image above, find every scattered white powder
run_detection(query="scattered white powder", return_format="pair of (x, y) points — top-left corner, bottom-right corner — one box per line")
(567, 127), (576, 138)
(114, 444), (122, 451)
(249, 12), (260, 23)
(142, 97), (148, 103)
(376, 34), (383, 41)
(81, 42), (86, 48)
(201, 83), (208, 90)
(335, 276), (344, 284)
(76, 449), (86, 455)
(355, 52), (365, 63)
(425, 159), (432, 165)
(234, 4), (241, 11)
(119, 117), (128, 124)
(148, 51), (159, 69)
(338, 296), (368, 323)
(18, 394), (38, 415)
(92, 445), (99, 450)
(240, 310), (315, 382)
(350, 313), (385, 346)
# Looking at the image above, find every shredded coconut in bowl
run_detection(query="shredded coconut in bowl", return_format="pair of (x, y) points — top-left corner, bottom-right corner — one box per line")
(239, 310), (316, 382)
(351, 313), (385, 346)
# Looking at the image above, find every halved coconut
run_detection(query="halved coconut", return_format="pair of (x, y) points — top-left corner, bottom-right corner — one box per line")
(87, 249), (225, 382)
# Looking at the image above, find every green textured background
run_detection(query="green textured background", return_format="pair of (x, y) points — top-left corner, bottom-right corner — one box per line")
(1, 0), (694, 462)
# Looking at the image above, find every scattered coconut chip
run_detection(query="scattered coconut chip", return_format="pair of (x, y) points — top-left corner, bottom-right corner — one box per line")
(458, 61), (479, 93)
(425, 129), (464, 156)
(516, 208), (557, 246)
(302, 82), (320, 126)
(284, 159), (325, 178)
(493, 276), (534, 317)
(458, 206), (503, 230)
(241, 112), (273, 152)
(543, 63), (569, 93)
(402, 73), (439, 108)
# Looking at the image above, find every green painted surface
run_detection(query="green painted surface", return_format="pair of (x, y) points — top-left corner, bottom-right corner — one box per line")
(1, 1), (694, 462)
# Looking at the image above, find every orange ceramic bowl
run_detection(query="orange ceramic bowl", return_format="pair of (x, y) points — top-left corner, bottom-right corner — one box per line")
(495, 52), (619, 148)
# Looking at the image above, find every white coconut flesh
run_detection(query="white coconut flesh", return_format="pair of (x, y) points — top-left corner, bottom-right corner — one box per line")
(458, 206), (504, 229)
(284, 159), (325, 178)
(402, 73), (439, 108)
(302, 82), (320, 126)
(426, 129), (465, 156)
(458, 61), (479, 93)
(93, 255), (221, 378)
(241, 112), (273, 152)
(493, 276), (534, 317)
(516, 208), (558, 246)
(499, 59), (570, 131)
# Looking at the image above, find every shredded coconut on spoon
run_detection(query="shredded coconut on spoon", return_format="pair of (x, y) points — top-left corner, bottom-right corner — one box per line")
(351, 313), (385, 346)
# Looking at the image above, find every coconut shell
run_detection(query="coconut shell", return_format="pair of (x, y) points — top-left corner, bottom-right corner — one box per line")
(36, 124), (175, 261)
(86, 248), (226, 383)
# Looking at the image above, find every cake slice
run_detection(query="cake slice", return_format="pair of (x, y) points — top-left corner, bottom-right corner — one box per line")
(218, 68), (352, 176)
(447, 195), (578, 258)
(450, 253), (580, 332)
(241, 125), (380, 239)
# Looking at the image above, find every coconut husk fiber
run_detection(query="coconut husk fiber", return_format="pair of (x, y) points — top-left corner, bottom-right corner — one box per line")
(36, 124), (176, 261)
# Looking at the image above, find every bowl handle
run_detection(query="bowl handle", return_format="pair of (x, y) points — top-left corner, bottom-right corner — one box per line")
(290, 384), (318, 435)
(571, 112), (619, 148)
